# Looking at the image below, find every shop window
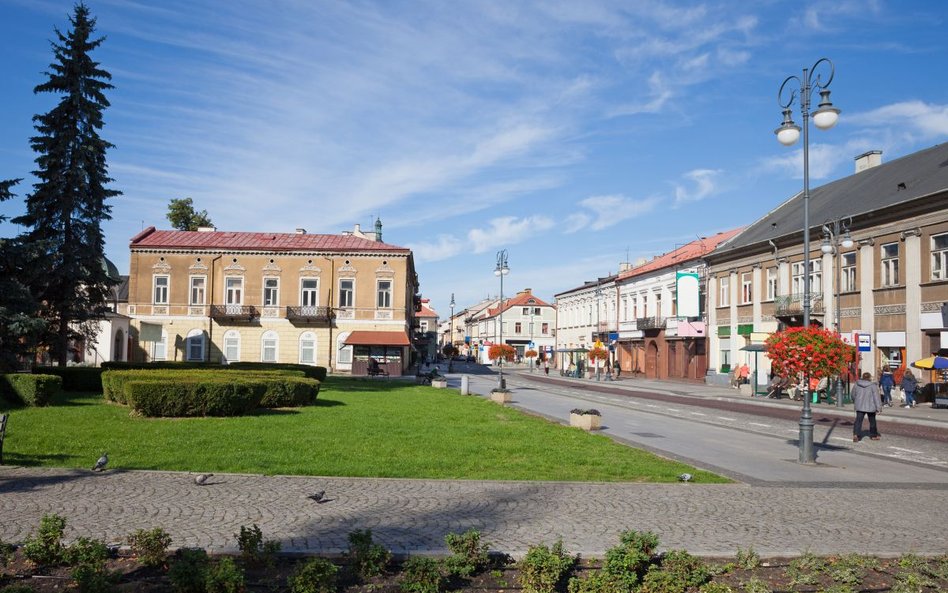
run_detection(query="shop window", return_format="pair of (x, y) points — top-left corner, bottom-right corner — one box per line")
(881, 243), (899, 286)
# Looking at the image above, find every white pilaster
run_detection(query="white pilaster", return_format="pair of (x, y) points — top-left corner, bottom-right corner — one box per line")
(752, 265), (762, 330)
(708, 276), (718, 371)
(905, 232), (922, 365)
(729, 270), (739, 365)
(859, 241), (875, 375)
(822, 251), (834, 330)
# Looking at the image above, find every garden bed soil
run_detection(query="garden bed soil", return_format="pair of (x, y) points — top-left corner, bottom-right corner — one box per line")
(3, 550), (947, 592)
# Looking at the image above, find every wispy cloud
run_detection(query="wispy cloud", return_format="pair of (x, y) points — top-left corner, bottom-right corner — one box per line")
(759, 142), (851, 181)
(674, 169), (723, 206)
(406, 234), (467, 263)
(564, 195), (661, 232)
(848, 101), (948, 141)
(468, 216), (555, 252)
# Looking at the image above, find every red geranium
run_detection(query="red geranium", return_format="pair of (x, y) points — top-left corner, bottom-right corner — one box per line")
(487, 344), (516, 362)
(765, 326), (855, 379)
(587, 347), (609, 362)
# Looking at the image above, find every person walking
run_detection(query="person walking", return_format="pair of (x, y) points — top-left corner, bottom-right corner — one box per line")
(851, 372), (882, 442)
(879, 367), (895, 407)
(543, 359), (549, 375)
(901, 370), (919, 408)
(613, 359), (621, 378)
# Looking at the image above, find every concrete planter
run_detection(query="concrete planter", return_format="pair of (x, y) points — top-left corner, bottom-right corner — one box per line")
(431, 378), (448, 389)
(570, 412), (601, 430)
(490, 390), (512, 404)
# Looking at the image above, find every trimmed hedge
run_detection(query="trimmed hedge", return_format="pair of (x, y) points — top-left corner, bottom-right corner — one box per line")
(101, 369), (319, 416)
(101, 361), (327, 382)
(0, 373), (62, 406)
(32, 366), (104, 392)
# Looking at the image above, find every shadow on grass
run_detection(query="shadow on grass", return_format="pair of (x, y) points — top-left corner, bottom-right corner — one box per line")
(49, 391), (104, 406)
(322, 378), (420, 394)
(1, 451), (80, 468)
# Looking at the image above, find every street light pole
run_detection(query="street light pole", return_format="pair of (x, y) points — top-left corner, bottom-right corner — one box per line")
(449, 293), (455, 373)
(494, 250), (510, 391)
(821, 217), (853, 409)
(775, 57), (841, 464)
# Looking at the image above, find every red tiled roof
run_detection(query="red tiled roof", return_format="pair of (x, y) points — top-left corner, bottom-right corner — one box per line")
(617, 228), (744, 280)
(417, 304), (438, 318)
(130, 227), (409, 252)
(486, 291), (553, 318)
(343, 331), (411, 346)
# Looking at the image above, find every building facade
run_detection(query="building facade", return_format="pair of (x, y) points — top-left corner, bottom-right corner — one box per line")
(124, 222), (419, 376)
(705, 145), (948, 399)
(554, 276), (618, 372)
(470, 289), (556, 362)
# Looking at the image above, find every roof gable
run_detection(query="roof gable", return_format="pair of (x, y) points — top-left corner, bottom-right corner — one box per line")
(617, 228), (743, 281)
(130, 227), (410, 253)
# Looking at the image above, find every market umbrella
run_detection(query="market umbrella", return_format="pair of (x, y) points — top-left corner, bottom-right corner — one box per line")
(911, 356), (948, 370)
(740, 343), (768, 395)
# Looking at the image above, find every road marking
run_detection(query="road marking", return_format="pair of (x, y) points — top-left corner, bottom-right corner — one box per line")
(716, 416), (737, 421)
(690, 412), (707, 417)
(749, 422), (771, 428)
(666, 408), (681, 413)
(888, 446), (924, 454)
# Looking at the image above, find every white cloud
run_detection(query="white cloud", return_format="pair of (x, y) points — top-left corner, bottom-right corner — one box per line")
(674, 169), (723, 206)
(406, 234), (467, 263)
(468, 216), (555, 252)
(563, 195), (660, 233)
(760, 143), (850, 180)
(848, 101), (948, 140)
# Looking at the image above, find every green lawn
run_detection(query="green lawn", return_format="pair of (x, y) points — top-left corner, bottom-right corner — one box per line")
(0, 377), (728, 482)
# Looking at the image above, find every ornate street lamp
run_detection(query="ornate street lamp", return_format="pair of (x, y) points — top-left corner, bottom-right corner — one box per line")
(775, 57), (841, 463)
(821, 217), (854, 409)
(494, 250), (510, 391)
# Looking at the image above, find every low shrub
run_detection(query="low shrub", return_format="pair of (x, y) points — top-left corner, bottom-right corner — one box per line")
(288, 557), (338, 593)
(124, 380), (263, 417)
(102, 361), (327, 381)
(518, 540), (575, 593)
(569, 409), (601, 416)
(128, 527), (172, 567)
(698, 584), (733, 593)
(399, 556), (445, 593)
(32, 366), (104, 392)
(639, 565), (685, 593)
(65, 537), (109, 568)
(601, 530), (660, 592)
(235, 524), (281, 567)
(258, 377), (320, 408)
(169, 548), (210, 593)
(22, 513), (67, 566)
(0, 373), (61, 406)
(659, 550), (710, 589)
(567, 570), (624, 593)
(0, 537), (14, 567)
(346, 529), (391, 580)
(735, 546), (761, 570)
(206, 557), (245, 593)
(444, 529), (490, 577)
(66, 537), (113, 593)
(740, 576), (772, 593)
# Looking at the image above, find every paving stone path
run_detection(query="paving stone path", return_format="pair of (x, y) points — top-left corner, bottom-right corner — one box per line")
(3, 467), (947, 557)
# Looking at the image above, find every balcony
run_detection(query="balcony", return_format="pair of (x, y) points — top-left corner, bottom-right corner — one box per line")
(774, 293), (824, 317)
(636, 316), (665, 330)
(210, 305), (258, 323)
(286, 306), (332, 323)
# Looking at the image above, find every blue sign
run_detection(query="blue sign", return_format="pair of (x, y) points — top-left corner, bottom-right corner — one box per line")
(857, 333), (871, 352)
(608, 332), (619, 341)
(528, 341), (535, 349)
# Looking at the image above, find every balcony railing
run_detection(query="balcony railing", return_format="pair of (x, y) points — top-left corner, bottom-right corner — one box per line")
(210, 305), (258, 322)
(285, 306), (332, 323)
(774, 293), (824, 316)
(636, 316), (665, 330)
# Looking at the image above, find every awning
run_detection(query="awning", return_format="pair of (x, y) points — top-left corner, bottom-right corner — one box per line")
(343, 331), (411, 347)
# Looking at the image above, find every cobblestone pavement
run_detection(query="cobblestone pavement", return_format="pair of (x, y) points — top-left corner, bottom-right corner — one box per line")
(2, 466), (948, 557)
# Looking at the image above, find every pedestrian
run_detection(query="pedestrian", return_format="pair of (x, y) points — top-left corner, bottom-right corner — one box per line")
(879, 367), (895, 407)
(901, 370), (919, 408)
(851, 372), (882, 442)
(544, 359), (549, 375)
(613, 359), (621, 378)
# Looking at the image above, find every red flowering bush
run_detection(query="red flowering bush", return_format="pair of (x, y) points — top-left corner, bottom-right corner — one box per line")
(487, 344), (515, 362)
(765, 326), (855, 379)
(587, 347), (609, 362)
(525, 349), (538, 359)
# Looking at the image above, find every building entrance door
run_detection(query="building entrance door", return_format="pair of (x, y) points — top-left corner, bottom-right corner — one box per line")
(645, 341), (659, 378)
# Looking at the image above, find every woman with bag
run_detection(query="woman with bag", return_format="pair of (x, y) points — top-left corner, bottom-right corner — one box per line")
(901, 370), (919, 408)
(879, 367), (895, 407)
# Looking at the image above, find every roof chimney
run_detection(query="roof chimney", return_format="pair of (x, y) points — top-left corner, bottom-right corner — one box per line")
(196, 226), (216, 232)
(353, 223), (361, 234)
(854, 150), (882, 174)
(295, 228), (306, 234)
(618, 262), (631, 272)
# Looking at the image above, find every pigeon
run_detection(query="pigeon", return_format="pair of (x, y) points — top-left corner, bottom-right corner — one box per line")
(92, 453), (109, 472)
(307, 490), (326, 503)
(677, 473), (693, 482)
(194, 473), (214, 485)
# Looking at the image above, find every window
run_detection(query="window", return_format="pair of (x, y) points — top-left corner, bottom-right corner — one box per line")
(542, 322), (549, 334)
(223, 330), (240, 363)
(153, 276), (169, 304)
(420, 320), (428, 332)
(225, 277), (243, 305)
(190, 276), (206, 305)
(515, 322), (522, 333)
(300, 278), (318, 307)
(377, 280), (392, 308)
(522, 307), (529, 315)
(841, 252), (857, 292)
(718, 277), (730, 307)
(186, 329), (204, 361)
(299, 332), (316, 365)
(741, 272), (752, 304)
(337, 333), (353, 364)
(791, 260), (822, 294)
(263, 277), (279, 306)
(261, 330), (278, 363)
(534, 307), (541, 316)
(152, 330), (167, 361)
(339, 279), (354, 307)
(766, 268), (777, 301)
(881, 243), (899, 286)
(932, 233), (948, 280)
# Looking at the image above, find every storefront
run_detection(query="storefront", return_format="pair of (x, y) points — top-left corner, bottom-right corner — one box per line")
(344, 330), (411, 376)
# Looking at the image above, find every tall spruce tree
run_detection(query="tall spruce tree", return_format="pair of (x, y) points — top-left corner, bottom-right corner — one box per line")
(12, 3), (121, 366)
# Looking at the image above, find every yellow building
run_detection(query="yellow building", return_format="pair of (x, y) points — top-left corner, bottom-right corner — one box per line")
(123, 222), (419, 375)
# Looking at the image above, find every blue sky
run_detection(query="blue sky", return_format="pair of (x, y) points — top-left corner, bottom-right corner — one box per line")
(2, 1), (947, 318)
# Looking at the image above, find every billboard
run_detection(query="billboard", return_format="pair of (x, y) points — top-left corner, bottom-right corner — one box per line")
(675, 271), (700, 318)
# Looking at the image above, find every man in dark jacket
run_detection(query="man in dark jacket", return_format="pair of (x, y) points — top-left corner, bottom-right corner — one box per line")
(852, 372), (882, 442)
(879, 368), (895, 407)
(901, 370), (919, 408)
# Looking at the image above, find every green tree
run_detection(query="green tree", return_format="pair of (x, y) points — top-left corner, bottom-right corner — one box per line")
(167, 197), (213, 231)
(12, 3), (121, 366)
(0, 179), (46, 370)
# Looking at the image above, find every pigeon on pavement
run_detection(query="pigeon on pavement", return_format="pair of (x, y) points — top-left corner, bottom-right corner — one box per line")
(92, 453), (109, 472)
(677, 473), (693, 482)
(194, 473), (214, 485)
(307, 490), (326, 503)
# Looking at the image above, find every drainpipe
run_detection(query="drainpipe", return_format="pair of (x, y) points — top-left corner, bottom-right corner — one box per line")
(207, 254), (222, 363)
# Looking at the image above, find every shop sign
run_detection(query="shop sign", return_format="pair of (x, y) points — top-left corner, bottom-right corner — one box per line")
(856, 333), (871, 352)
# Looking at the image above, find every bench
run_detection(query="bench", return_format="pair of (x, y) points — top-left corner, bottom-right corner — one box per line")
(0, 413), (7, 465)
(367, 364), (389, 377)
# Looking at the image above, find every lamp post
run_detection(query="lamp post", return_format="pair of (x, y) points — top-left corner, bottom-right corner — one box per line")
(448, 293), (455, 373)
(595, 283), (602, 382)
(494, 250), (510, 391)
(529, 305), (535, 372)
(775, 57), (841, 463)
(821, 216), (853, 408)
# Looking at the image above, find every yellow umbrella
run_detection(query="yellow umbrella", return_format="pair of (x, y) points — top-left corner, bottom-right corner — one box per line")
(911, 356), (948, 370)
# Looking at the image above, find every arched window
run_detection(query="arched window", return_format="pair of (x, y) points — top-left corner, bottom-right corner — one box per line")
(152, 329), (168, 361)
(337, 331), (352, 365)
(113, 328), (124, 361)
(299, 332), (316, 365)
(223, 330), (241, 364)
(261, 330), (279, 363)
(186, 328), (205, 361)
